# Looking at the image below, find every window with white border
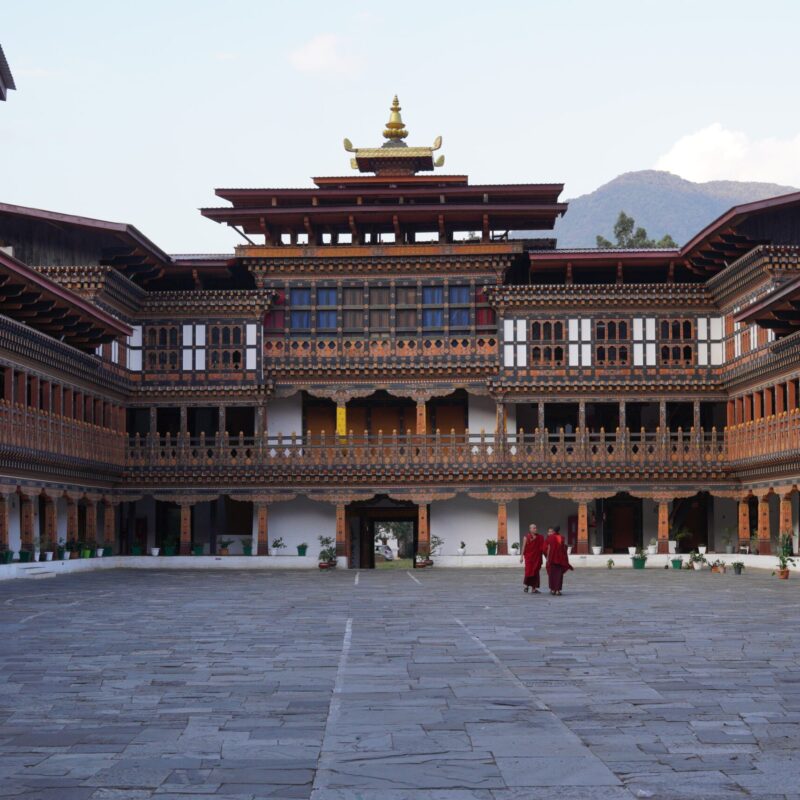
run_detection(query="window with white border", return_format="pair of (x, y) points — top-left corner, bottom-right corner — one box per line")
(733, 307), (742, 358)
(503, 318), (527, 368)
(697, 317), (724, 366)
(568, 318), (592, 367)
(246, 323), (258, 370)
(632, 317), (657, 366)
(128, 326), (142, 371)
(182, 324), (206, 371)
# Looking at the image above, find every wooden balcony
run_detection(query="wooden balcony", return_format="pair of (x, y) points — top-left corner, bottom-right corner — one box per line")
(124, 427), (727, 483)
(726, 409), (800, 464)
(0, 401), (126, 468)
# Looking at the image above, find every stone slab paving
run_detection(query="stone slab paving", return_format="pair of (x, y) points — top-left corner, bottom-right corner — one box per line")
(0, 567), (798, 798)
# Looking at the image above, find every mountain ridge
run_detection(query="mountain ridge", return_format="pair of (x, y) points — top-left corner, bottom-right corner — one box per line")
(548, 170), (798, 248)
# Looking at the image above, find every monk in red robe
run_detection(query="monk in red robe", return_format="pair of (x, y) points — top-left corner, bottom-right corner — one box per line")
(520, 523), (545, 593)
(544, 525), (573, 595)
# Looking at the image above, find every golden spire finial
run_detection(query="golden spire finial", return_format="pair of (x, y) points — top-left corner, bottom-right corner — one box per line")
(382, 95), (408, 142)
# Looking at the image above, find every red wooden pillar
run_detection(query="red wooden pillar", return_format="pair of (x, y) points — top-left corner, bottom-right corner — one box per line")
(738, 499), (751, 550)
(497, 502), (508, 555)
(179, 502), (192, 555)
(417, 503), (429, 555)
(779, 492), (794, 541)
(757, 495), (772, 555)
(256, 503), (268, 555)
(0, 491), (10, 552)
(66, 495), (79, 544)
(19, 492), (34, 551)
(335, 503), (346, 558)
(416, 400), (427, 435)
(44, 494), (57, 549)
(102, 499), (116, 550)
(576, 501), (589, 555)
(657, 501), (670, 554)
(85, 497), (98, 546)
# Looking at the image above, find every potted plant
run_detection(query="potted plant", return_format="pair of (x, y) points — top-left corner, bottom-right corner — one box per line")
(592, 545), (602, 555)
(721, 527), (735, 554)
(131, 543), (143, 556)
(775, 533), (795, 579)
(191, 544), (204, 556)
(688, 550), (706, 571)
(102, 545), (113, 557)
(41, 539), (55, 560)
(749, 529), (759, 555)
(646, 537), (658, 556)
(430, 534), (444, 559)
(1, 549), (14, 564)
(242, 537), (253, 556)
(415, 548), (434, 568)
(485, 538), (498, 556)
(150, 546), (160, 557)
(84, 539), (97, 558)
(297, 542), (308, 556)
(674, 528), (691, 553)
(79, 541), (92, 559)
(631, 548), (647, 569)
(698, 545), (708, 555)
(217, 537), (234, 556)
(511, 541), (520, 556)
(318, 535), (336, 569)
(95, 542), (104, 558)
(606, 558), (614, 569)
(271, 537), (286, 555)
(732, 561), (745, 575)
(32, 535), (41, 562)
(709, 559), (726, 574)
(457, 541), (466, 555)
(627, 546), (637, 556)
(670, 556), (683, 570)
(162, 533), (178, 556)
(18, 546), (32, 563)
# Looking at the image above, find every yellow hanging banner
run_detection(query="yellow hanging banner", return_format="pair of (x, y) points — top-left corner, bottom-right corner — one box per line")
(336, 405), (347, 438)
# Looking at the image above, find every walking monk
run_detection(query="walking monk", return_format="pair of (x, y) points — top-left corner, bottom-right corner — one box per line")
(520, 524), (545, 593)
(544, 525), (573, 596)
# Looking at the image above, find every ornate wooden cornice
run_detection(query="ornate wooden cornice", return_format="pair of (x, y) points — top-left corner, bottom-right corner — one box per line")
(35, 265), (146, 316)
(129, 383), (273, 403)
(228, 492), (297, 505)
(142, 289), (275, 316)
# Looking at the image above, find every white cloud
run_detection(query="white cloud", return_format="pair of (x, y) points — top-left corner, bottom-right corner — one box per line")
(655, 123), (800, 185)
(288, 34), (360, 77)
(213, 52), (238, 62)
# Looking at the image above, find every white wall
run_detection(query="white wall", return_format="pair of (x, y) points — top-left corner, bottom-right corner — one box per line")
(268, 499), (335, 556)
(7, 494), (20, 552)
(268, 395), (303, 437)
(430, 496), (498, 555)
(709, 496), (738, 552)
(518, 494), (578, 544)
(467, 394), (495, 437)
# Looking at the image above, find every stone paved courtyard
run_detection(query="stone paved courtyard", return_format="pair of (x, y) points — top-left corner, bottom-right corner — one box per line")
(0, 567), (799, 799)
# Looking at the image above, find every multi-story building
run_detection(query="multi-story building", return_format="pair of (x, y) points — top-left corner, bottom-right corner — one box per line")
(1, 98), (799, 566)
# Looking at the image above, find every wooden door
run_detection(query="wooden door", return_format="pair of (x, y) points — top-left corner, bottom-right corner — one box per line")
(306, 405), (336, 439)
(610, 504), (636, 551)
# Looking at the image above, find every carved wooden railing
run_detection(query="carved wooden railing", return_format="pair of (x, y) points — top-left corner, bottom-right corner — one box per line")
(0, 400), (126, 466)
(125, 427), (726, 473)
(726, 409), (800, 462)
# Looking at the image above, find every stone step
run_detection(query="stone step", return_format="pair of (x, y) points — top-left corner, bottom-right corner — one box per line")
(16, 565), (56, 579)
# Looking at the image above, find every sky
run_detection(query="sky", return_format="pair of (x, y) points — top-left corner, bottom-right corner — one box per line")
(3, 0), (800, 254)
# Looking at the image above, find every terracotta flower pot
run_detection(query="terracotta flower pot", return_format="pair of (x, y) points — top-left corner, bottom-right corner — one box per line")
(778, 568), (790, 580)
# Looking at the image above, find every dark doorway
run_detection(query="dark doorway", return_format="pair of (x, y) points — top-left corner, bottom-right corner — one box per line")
(606, 494), (643, 552)
(346, 495), (417, 569)
(672, 493), (708, 551)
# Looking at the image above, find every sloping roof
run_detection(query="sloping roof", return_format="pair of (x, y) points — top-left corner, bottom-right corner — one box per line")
(0, 44), (16, 101)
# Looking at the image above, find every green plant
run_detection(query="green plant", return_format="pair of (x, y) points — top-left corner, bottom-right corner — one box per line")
(459, 541), (466, 549)
(731, 561), (745, 572)
(776, 548), (796, 572)
(318, 535), (336, 563)
(66, 538), (79, 552)
(430, 534), (445, 555)
(606, 558), (614, 569)
(634, 547), (647, 561)
(688, 550), (706, 564)
(271, 537), (286, 551)
(511, 541), (520, 551)
(217, 538), (234, 550)
(299, 542), (308, 548)
(648, 537), (657, 547)
(780, 532), (793, 556)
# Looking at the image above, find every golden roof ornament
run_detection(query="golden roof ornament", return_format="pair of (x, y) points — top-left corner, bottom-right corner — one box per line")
(343, 95), (444, 176)
(382, 95), (408, 142)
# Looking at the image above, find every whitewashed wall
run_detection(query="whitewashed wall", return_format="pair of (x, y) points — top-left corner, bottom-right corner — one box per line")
(56, 497), (67, 543)
(7, 494), (20, 552)
(429, 496), (518, 555)
(709, 496), (738, 552)
(268, 395), (303, 437)
(268, 499), (335, 556)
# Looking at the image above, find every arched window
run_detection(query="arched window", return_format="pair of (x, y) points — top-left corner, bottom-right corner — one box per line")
(531, 322), (541, 340)
(554, 346), (564, 363)
(596, 321), (606, 340)
(159, 329), (167, 347)
(169, 328), (178, 347)
(222, 351), (230, 366)
(233, 327), (241, 345)
(683, 320), (692, 339)
(597, 346), (606, 363)
(554, 321), (563, 339)
(222, 327), (231, 345)
(672, 321), (681, 339)
(608, 321), (617, 340)
(531, 346), (541, 363)
(147, 329), (157, 346)
(618, 321), (628, 339)
(619, 346), (628, 363)
(543, 346), (552, 362)
(232, 351), (242, 366)
(543, 321), (552, 340)
(608, 346), (617, 363)
(683, 345), (692, 362)
(211, 327), (220, 345)
(661, 345), (670, 362)
(672, 345), (680, 361)
(661, 321), (670, 339)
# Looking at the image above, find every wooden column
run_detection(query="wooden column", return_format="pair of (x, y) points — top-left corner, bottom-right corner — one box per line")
(102, 500), (116, 550)
(659, 400), (667, 430)
(495, 400), (506, 438)
(619, 400), (626, 432)
(497, 502), (508, 555)
(738, 499), (751, 550)
(66, 495), (79, 543)
(85, 498), (98, 545)
(19, 493), (34, 551)
(417, 503), (429, 554)
(43, 495), (56, 549)
(0, 492), (10, 552)
(757, 495), (772, 555)
(256, 503), (268, 555)
(335, 503), (346, 558)
(576, 501), (589, 555)
(693, 399), (701, 432)
(779, 492), (794, 541)
(179, 502), (193, 555)
(657, 501), (670, 554)
(416, 400), (427, 435)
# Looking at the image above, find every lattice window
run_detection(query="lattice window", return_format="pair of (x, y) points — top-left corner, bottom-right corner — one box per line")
(568, 318), (591, 367)
(697, 317), (724, 366)
(503, 318), (527, 368)
(128, 326), (142, 372)
(182, 324), (206, 371)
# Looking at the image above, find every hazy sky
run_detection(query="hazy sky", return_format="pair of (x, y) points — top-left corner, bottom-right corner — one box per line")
(3, 0), (800, 253)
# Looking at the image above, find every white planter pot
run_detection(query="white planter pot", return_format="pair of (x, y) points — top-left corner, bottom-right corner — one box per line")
(725, 545), (733, 554)
(150, 547), (160, 557)
(44, 552), (53, 561)
(33, 551), (40, 562)
(693, 561), (703, 571)
(592, 546), (602, 555)
(567, 546), (573, 555)
(456, 548), (466, 555)
(95, 548), (104, 558)
(628, 547), (637, 556)
(668, 540), (677, 554)
(698, 546), (707, 554)
(647, 545), (658, 555)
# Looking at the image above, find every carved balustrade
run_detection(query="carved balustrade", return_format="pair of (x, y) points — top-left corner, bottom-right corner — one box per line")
(125, 426), (726, 476)
(726, 408), (800, 462)
(0, 400), (126, 466)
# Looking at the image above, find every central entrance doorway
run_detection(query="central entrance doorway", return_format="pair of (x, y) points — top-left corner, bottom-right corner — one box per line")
(346, 495), (417, 569)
